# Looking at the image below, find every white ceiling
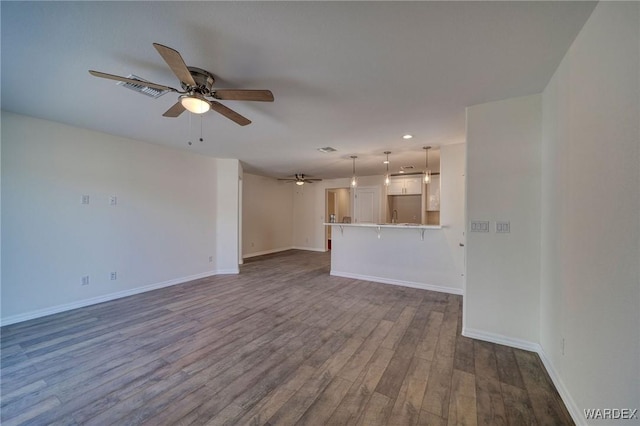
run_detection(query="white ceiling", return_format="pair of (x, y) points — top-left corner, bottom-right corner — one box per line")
(1, 1), (596, 179)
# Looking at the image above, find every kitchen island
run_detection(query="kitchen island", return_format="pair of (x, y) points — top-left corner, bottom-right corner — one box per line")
(325, 223), (462, 294)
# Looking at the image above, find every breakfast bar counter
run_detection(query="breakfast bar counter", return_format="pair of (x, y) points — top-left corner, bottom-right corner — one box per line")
(324, 223), (462, 294)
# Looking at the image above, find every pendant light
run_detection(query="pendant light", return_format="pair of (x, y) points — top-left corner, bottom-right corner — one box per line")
(383, 151), (391, 186)
(350, 155), (358, 187)
(423, 146), (432, 184)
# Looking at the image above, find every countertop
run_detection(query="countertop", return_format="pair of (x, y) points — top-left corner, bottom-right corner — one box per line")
(324, 222), (442, 230)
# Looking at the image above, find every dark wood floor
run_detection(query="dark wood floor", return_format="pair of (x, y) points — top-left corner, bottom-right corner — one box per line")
(1, 250), (573, 425)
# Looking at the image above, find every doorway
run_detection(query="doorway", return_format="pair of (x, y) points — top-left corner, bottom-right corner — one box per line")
(325, 187), (351, 250)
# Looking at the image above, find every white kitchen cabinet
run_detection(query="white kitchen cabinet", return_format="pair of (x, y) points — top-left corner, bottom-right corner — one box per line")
(387, 178), (405, 195)
(388, 176), (423, 195)
(404, 176), (423, 195)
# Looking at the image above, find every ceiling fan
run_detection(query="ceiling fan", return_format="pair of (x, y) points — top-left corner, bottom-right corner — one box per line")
(89, 43), (273, 126)
(278, 174), (322, 186)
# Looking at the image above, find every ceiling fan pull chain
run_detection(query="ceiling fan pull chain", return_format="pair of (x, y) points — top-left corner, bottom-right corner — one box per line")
(200, 115), (204, 143)
(187, 111), (193, 146)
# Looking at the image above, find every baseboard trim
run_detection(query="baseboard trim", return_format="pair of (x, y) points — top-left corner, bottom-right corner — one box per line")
(462, 327), (582, 425)
(537, 348), (584, 425)
(215, 268), (240, 275)
(461, 327), (541, 352)
(291, 246), (327, 253)
(0, 269), (233, 326)
(243, 247), (293, 259)
(330, 270), (463, 295)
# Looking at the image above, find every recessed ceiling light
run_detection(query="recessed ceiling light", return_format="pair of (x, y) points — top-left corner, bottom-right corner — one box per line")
(317, 147), (337, 153)
(402, 134), (413, 140)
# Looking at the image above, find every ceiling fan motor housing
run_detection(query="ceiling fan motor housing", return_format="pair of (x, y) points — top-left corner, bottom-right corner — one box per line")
(181, 67), (215, 94)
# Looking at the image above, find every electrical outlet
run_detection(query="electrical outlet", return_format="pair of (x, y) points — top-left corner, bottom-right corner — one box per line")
(109, 196), (117, 206)
(81, 275), (90, 286)
(110, 272), (117, 281)
(209, 256), (213, 263)
(81, 195), (90, 205)
(496, 221), (510, 233)
(470, 221), (489, 232)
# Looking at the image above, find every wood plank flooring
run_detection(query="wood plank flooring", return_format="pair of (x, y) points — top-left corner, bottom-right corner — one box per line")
(1, 250), (573, 425)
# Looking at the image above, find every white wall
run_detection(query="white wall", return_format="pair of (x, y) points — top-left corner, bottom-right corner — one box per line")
(440, 143), (466, 290)
(215, 158), (241, 273)
(463, 3), (640, 421)
(540, 2), (639, 420)
(242, 173), (293, 257)
(464, 94), (542, 344)
(292, 181), (323, 250)
(1, 112), (239, 324)
(335, 188), (351, 223)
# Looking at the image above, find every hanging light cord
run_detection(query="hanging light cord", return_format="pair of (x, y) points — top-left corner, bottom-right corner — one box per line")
(350, 156), (358, 187)
(423, 146), (432, 183)
(384, 151), (391, 185)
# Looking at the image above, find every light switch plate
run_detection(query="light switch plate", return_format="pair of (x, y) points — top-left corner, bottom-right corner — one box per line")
(470, 221), (490, 232)
(496, 221), (510, 233)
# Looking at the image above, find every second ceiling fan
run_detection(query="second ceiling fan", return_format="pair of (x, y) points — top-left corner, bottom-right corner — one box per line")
(89, 43), (273, 126)
(278, 174), (322, 185)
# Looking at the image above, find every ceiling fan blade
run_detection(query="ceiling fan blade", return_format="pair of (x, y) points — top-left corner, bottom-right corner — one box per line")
(213, 90), (274, 102)
(163, 102), (186, 117)
(209, 101), (251, 126)
(153, 43), (197, 87)
(89, 70), (177, 92)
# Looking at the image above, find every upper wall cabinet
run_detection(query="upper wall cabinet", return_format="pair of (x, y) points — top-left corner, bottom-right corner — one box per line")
(387, 176), (423, 195)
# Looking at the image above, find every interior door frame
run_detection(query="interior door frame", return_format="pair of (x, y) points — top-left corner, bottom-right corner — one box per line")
(325, 187), (348, 251)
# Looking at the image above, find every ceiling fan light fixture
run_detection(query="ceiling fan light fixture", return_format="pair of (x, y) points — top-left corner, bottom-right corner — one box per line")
(296, 180), (305, 186)
(180, 94), (210, 114)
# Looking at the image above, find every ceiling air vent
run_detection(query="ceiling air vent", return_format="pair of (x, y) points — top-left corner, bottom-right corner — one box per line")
(117, 74), (168, 98)
(317, 147), (337, 153)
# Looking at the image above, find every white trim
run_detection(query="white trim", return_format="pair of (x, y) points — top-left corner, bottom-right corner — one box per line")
(0, 269), (232, 326)
(291, 246), (327, 253)
(462, 327), (582, 425)
(462, 327), (541, 352)
(537, 348), (584, 426)
(331, 270), (463, 295)
(243, 247), (294, 259)
(215, 268), (240, 275)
